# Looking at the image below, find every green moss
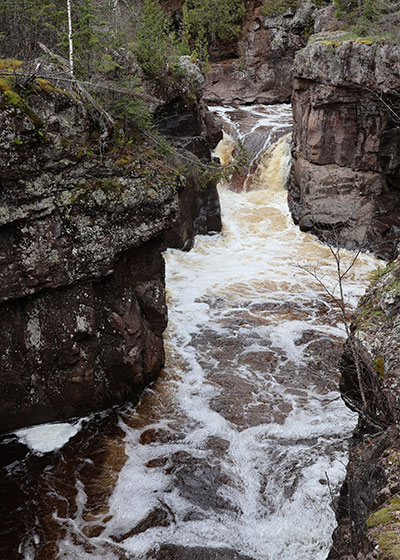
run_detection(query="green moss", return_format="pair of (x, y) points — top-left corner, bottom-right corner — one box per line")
(375, 356), (385, 380)
(319, 40), (342, 47)
(13, 138), (23, 146)
(368, 508), (394, 528)
(0, 76), (43, 127)
(116, 155), (134, 167)
(0, 77), (23, 108)
(0, 60), (69, 126)
(312, 32), (388, 47)
(33, 78), (71, 98)
(0, 59), (23, 71)
(367, 497), (400, 529)
(378, 531), (400, 559)
(369, 264), (395, 283)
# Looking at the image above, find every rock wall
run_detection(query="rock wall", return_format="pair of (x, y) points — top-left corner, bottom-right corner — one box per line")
(0, 59), (221, 433)
(290, 40), (400, 260)
(204, 1), (337, 105)
(329, 260), (400, 559)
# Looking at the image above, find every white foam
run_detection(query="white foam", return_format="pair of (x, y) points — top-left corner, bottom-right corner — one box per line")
(49, 105), (382, 560)
(15, 420), (82, 454)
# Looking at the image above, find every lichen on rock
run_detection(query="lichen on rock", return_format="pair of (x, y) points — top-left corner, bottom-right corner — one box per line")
(0, 55), (222, 433)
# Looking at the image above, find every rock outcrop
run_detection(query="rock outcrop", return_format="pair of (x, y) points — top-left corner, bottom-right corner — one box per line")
(0, 58), (221, 433)
(205, 1), (336, 105)
(290, 39), (400, 260)
(329, 260), (400, 559)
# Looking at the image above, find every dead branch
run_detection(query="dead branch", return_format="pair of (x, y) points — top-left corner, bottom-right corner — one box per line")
(39, 42), (115, 143)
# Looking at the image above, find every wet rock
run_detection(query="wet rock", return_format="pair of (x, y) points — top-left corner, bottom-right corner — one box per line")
(114, 507), (172, 542)
(204, 436), (230, 456)
(163, 180), (222, 252)
(0, 435), (29, 468)
(165, 451), (235, 513)
(139, 428), (176, 445)
(290, 41), (400, 259)
(151, 544), (255, 560)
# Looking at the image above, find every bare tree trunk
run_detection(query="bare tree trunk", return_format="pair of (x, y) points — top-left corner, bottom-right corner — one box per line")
(66, 0), (74, 75)
(112, 0), (119, 29)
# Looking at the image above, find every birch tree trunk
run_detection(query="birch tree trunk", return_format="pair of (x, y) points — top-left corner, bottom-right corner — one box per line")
(66, 0), (74, 75)
(112, 0), (119, 29)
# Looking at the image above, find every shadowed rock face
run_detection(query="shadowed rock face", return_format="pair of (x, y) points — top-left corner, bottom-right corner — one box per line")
(0, 58), (221, 433)
(290, 41), (400, 260)
(0, 240), (167, 432)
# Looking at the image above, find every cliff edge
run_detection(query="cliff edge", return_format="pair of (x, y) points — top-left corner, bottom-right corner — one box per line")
(0, 57), (221, 433)
(290, 38), (400, 260)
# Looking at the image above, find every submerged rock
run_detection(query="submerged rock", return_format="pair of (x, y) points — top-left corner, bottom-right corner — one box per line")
(151, 545), (254, 560)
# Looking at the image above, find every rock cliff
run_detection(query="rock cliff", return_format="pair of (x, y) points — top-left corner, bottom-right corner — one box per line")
(204, 1), (337, 105)
(329, 260), (400, 559)
(290, 39), (400, 260)
(0, 58), (221, 433)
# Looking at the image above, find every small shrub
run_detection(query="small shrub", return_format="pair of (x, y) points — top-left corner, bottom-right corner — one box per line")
(334, 0), (400, 37)
(262, 0), (299, 17)
(134, 0), (170, 78)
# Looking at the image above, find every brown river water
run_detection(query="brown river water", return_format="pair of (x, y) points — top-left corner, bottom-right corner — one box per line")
(0, 105), (381, 560)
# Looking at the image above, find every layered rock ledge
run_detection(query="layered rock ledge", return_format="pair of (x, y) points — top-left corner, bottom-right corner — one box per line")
(0, 60), (221, 433)
(290, 39), (400, 260)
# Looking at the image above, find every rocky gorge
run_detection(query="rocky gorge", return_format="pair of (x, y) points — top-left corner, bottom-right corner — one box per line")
(3, 1), (400, 559)
(207, 3), (400, 557)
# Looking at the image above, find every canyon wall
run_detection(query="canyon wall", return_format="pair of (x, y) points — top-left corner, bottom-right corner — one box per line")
(290, 35), (400, 560)
(0, 59), (221, 433)
(329, 259), (400, 559)
(205, 1), (338, 105)
(290, 39), (400, 260)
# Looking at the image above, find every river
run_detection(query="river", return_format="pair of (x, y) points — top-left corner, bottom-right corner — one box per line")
(0, 105), (380, 560)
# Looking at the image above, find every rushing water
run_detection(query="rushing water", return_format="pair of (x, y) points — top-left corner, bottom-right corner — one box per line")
(1, 105), (381, 560)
